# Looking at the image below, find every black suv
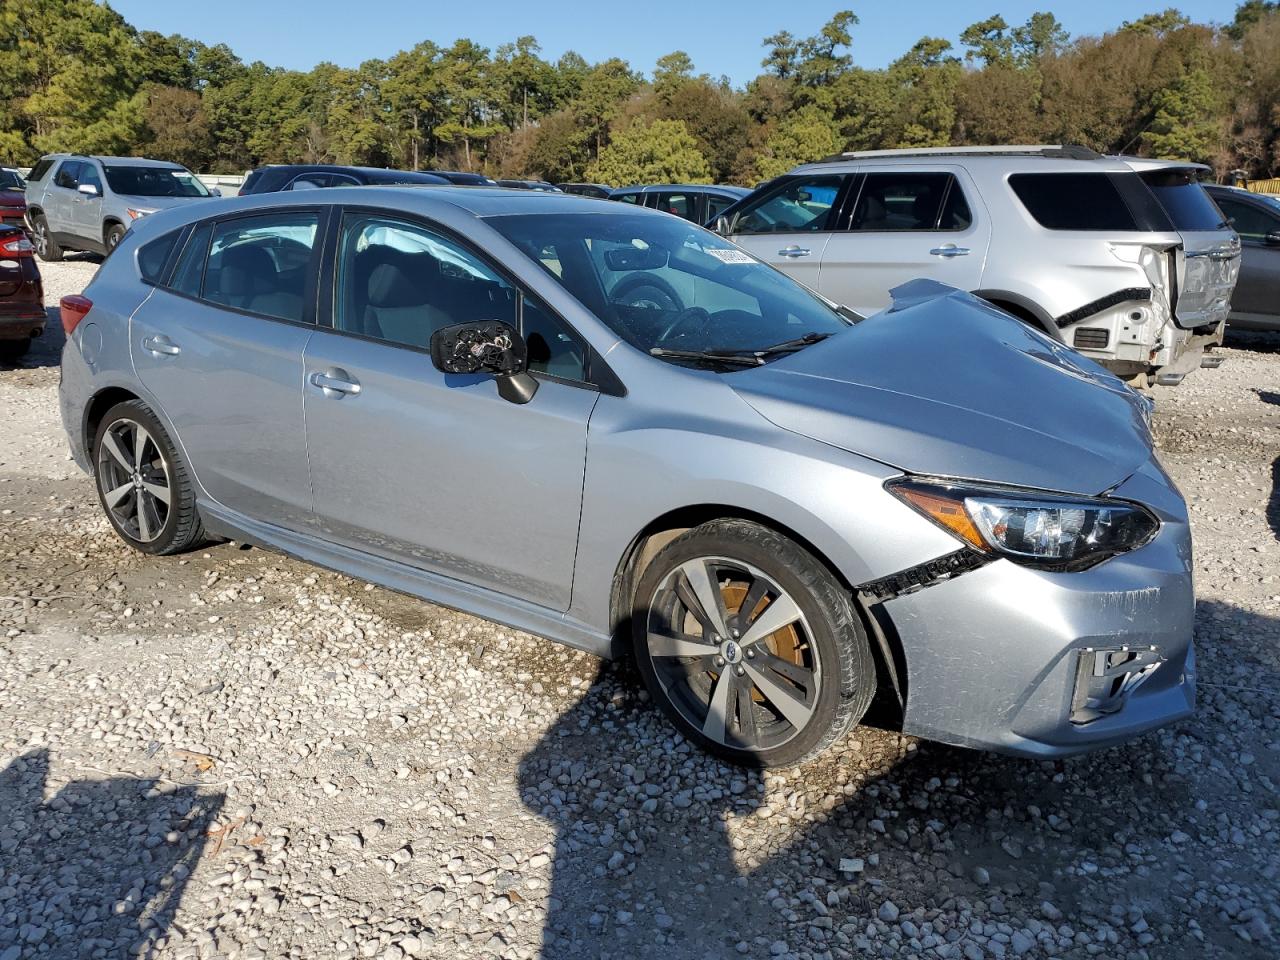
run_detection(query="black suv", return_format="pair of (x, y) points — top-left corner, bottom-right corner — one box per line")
(239, 165), (451, 195)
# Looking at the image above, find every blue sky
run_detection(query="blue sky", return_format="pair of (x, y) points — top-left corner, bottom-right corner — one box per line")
(110, 0), (1238, 84)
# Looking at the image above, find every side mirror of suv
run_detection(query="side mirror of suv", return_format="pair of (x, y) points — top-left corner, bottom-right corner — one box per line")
(430, 320), (539, 404)
(713, 215), (732, 236)
(1265, 230), (1280, 247)
(77, 183), (99, 198)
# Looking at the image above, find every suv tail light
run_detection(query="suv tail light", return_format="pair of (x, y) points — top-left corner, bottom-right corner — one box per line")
(0, 234), (34, 256)
(60, 295), (92, 335)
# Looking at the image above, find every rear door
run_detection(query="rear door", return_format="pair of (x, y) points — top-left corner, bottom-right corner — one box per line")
(817, 168), (989, 317)
(302, 210), (598, 610)
(130, 208), (324, 530)
(727, 173), (850, 291)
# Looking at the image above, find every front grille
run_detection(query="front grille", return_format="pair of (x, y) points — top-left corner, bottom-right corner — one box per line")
(1073, 327), (1109, 350)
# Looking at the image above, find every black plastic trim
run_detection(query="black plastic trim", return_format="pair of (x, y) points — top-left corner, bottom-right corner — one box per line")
(857, 550), (990, 603)
(1055, 287), (1150, 328)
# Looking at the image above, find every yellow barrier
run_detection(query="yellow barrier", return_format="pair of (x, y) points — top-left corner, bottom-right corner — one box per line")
(1245, 178), (1280, 195)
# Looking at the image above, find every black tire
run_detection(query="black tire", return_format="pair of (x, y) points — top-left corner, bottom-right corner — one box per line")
(93, 400), (208, 556)
(632, 519), (876, 768)
(32, 214), (63, 263)
(105, 222), (126, 251)
(0, 338), (31, 361)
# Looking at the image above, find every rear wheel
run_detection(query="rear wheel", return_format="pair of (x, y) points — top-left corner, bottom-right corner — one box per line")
(32, 214), (62, 263)
(632, 519), (876, 767)
(93, 400), (208, 555)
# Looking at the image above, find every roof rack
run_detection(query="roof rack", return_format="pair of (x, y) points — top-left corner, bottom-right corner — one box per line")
(814, 144), (1103, 163)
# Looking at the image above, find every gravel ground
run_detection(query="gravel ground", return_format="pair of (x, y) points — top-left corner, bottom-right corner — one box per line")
(1, 260), (1277, 960)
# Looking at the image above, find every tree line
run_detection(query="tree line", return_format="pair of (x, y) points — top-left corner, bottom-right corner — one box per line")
(1, 0), (1277, 185)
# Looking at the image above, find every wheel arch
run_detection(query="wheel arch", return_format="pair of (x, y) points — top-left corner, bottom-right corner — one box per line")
(102, 217), (126, 242)
(973, 289), (1062, 341)
(83, 386), (143, 456)
(608, 503), (908, 725)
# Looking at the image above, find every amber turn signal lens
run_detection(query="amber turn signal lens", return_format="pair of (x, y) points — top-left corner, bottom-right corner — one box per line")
(889, 482), (989, 552)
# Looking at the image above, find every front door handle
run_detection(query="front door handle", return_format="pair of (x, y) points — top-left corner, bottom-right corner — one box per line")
(778, 245), (812, 258)
(141, 335), (180, 357)
(930, 245), (971, 258)
(310, 369), (361, 397)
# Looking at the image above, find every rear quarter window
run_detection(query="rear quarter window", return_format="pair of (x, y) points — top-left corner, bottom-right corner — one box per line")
(27, 158), (55, 183)
(1008, 173), (1140, 231)
(1140, 170), (1226, 232)
(138, 229), (182, 284)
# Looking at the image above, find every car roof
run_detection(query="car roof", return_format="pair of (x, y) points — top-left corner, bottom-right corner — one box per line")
(614, 184), (749, 195)
(83, 156), (187, 168)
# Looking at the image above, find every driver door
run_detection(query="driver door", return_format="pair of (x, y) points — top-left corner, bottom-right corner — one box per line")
(727, 174), (852, 290)
(71, 160), (104, 240)
(303, 210), (599, 610)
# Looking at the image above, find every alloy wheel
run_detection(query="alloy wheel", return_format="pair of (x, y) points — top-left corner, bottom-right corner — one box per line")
(34, 221), (47, 257)
(645, 557), (821, 751)
(96, 418), (172, 543)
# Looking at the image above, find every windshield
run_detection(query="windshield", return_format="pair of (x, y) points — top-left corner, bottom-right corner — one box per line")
(104, 165), (210, 198)
(0, 170), (24, 190)
(1140, 170), (1225, 231)
(487, 212), (851, 364)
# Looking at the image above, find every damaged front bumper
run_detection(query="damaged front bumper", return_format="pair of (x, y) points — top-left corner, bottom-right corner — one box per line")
(874, 458), (1196, 758)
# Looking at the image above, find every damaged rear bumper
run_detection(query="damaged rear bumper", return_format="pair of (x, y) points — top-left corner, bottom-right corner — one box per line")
(875, 459), (1196, 758)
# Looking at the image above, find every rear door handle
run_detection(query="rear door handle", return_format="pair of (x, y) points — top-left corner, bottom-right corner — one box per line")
(778, 245), (811, 258)
(930, 245), (970, 258)
(310, 369), (361, 397)
(141, 335), (180, 357)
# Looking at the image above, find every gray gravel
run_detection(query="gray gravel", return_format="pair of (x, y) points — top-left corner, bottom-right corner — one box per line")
(1, 260), (1277, 959)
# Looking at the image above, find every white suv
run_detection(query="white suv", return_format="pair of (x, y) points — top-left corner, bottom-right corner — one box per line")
(721, 146), (1241, 386)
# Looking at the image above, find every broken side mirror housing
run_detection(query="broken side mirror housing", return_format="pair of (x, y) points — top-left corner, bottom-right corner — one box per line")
(429, 320), (539, 404)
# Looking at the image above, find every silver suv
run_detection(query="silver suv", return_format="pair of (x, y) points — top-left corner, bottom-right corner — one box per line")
(721, 146), (1241, 387)
(24, 154), (217, 260)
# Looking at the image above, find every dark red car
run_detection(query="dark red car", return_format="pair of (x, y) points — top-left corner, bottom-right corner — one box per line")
(0, 168), (27, 235)
(0, 224), (45, 360)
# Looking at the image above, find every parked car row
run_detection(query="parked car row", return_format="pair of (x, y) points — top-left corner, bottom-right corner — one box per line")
(1203, 183), (1280, 331)
(715, 146), (1241, 388)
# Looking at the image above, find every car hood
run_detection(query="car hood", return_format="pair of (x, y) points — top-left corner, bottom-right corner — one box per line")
(115, 194), (214, 212)
(730, 280), (1154, 496)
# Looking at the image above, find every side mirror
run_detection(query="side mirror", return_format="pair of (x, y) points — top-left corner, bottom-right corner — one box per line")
(209, 187), (223, 197)
(429, 320), (539, 404)
(1266, 231), (1280, 247)
(77, 183), (99, 197)
(713, 216), (731, 236)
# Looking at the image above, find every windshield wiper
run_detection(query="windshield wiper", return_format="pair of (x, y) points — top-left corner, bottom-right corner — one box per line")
(650, 332), (832, 368)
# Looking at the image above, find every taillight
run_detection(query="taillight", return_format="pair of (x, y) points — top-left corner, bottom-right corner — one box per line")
(60, 295), (92, 335)
(0, 234), (34, 256)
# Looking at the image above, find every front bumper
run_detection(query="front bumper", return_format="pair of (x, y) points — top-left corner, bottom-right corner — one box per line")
(883, 458), (1196, 758)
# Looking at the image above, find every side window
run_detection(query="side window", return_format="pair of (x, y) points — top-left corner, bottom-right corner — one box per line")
(337, 214), (516, 350)
(732, 175), (845, 234)
(847, 173), (956, 231)
(78, 162), (103, 195)
(522, 296), (587, 381)
(288, 175), (329, 190)
(939, 181), (973, 230)
(169, 222), (213, 297)
(54, 161), (81, 190)
(1215, 198), (1276, 242)
(614, 192), (640, 205)
(138, 229), (181, 284)
(203, 212), (319, 322)
(1009, 173), (1139, 231)
(27, 158), (55, 183)
(706, 194), (736, 222)
(657, 193), (694, 221)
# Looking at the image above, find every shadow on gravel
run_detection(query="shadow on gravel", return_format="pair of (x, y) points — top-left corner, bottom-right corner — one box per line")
(1224, 329), (1280, 354)
(0, 748), (223, 958)
(0, 306), (64, 371)
(521, 603), (1280, 960)
(1271, 457), (1280, 542)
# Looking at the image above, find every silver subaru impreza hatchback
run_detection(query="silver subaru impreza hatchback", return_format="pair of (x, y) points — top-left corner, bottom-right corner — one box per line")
(58, 188), (1195, 768)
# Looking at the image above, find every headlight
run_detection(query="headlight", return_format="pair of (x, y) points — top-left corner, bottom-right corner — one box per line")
(887, 478), (1159, 570)
(126, 208), (156, 220)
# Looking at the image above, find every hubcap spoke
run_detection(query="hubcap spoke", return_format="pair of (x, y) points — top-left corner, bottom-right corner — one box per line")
(141, 480), (170, 505)
(136, 493), (153, 540)
(104, 482), (133, 508)
(133, 424), (153, 470)
(648, 628), (717, 659)
(101, 431), (133, 472)
(744, 661), (814, 731)
(677, 559), (730, 639)
(734, 577), (769, 629)
(735, 679), (759, 745)
(738, 592), (802, 648)
(753, 650), (815, 690)
(702, 670), (735, 742)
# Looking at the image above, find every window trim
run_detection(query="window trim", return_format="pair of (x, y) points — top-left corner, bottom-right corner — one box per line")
(153, 205), (331, 328)
(319, 205), (622, 395)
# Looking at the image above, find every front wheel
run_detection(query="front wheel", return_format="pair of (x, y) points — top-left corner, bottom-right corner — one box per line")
(632, 519), (876, 768)
(93, 400), (208, 555)
(105, 223), (126, 251)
